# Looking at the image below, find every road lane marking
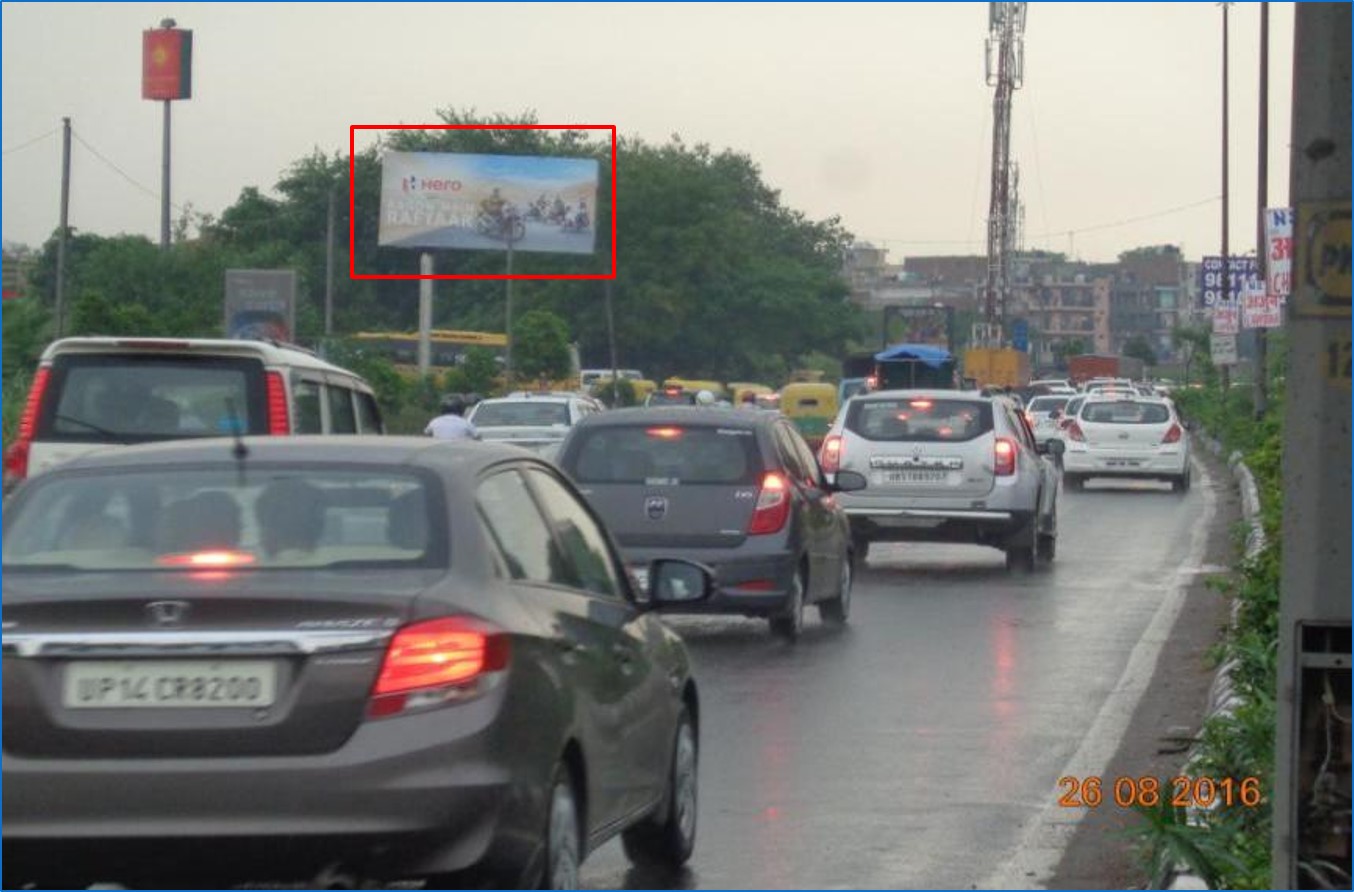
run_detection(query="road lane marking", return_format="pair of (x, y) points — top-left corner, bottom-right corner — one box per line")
(977, 451), (1217, 890)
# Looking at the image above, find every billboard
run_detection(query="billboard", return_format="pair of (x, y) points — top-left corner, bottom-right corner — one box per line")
(1200, 256), (1259, 308)
(142, 28), (192, 101)
(378, 152), (599, 255)
(1264, 207), (1294, 299)
(224, 270), (296, 342)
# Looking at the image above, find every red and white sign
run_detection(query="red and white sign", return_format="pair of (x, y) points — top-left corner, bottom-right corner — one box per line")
(1242, 277), (1284, 329)
(1264, 207), (1294, 301)
(1212, 303), (1241, 335)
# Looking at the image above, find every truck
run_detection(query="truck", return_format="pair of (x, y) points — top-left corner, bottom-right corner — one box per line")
(1066, 353), (1145, 386)
(874, 343), (958, 390)
(961, 346), (1031, 390)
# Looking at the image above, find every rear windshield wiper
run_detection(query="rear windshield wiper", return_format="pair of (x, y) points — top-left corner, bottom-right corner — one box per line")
(53, 413), (131, 443)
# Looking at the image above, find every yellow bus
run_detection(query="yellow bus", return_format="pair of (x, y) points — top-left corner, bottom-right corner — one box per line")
(349, 330), (506, 378)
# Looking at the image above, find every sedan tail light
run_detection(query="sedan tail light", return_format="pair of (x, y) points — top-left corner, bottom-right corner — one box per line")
(3, 367), (51, 488)
(369, 617), (509, 718)
(1066, 422), (1086, 443)
(819, 434), (843, 474)
(747, 472), (791, 536)
(994, 437), (1017, 476)
(1161, 423), (1183, 444)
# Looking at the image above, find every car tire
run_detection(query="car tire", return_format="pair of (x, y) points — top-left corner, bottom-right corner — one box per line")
(1064, 473), (1083, 492)
(541, 764), (582, 890)
(622, 707), (698, 870)
(818, 555), (853, 625)
(1171, 467), (1192, 493)
(1037, 532), (1056, 564)
(852, 536), (871, 564)
(769, 566), (806, 641)
(1005, 521), (1037, 573)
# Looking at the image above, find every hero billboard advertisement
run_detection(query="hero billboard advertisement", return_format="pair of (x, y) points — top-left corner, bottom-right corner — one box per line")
(378, 151), (599, 255)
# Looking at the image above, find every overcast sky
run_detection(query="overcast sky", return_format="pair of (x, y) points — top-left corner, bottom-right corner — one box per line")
(2, 2), (1294, 264)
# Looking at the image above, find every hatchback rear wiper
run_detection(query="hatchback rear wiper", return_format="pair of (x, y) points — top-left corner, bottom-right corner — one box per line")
(53, 413), (131, 443)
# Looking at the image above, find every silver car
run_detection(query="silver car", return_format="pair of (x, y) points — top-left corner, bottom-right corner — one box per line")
(820, 390), (1061, 570)
(466, 393), (601, 454)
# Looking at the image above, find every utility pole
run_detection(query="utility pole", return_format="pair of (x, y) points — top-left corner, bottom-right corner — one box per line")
(55, 117), (71, 337)
(1220, 2), (1232, 392)
(324, 182), (336, 337)
(417, 253), (433, 378)
(1273, 5), (1351, 887)
(606, 279), (619, 402)
(1253, 3), (1270, 418)
(982, 1), (1027, 346)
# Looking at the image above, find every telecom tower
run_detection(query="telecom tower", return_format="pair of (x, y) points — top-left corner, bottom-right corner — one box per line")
(980, 2), (1027, 347)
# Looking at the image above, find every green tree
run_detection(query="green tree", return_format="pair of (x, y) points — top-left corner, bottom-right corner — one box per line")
(512, 309), (572, 381)
(1122, 334), (1159, 367)
(1172, 324), (1213, 386)
(461, 346), (500, 394)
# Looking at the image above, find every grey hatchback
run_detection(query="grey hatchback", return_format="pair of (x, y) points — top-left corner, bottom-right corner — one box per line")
(555, 408), (866, 640)
(2, 436), (711, 889)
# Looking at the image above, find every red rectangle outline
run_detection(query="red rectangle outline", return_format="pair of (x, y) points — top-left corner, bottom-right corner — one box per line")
(348, 124), (617, 281)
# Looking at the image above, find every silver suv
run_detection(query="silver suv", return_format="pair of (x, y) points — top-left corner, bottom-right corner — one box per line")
(820, 390), (1061, 570)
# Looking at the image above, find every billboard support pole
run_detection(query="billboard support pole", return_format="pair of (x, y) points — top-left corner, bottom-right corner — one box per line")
(418, 253), (433, 378)
(606, 279), (618, 402)
(504, 243), (515, 387)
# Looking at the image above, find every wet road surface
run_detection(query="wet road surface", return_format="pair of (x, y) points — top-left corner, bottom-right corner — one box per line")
(580, 463), (1215, 889)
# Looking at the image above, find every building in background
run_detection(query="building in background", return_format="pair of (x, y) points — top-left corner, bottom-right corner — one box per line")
(2, 246), (37, 301)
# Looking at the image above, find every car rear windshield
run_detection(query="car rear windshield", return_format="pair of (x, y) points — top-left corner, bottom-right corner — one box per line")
(39, 354), (268, 442)
(647, 392), (695, 406)
(472, 402), (570, 427)
(2, 467), (444, 572)
(565, 425), (762, 485)
(846, 397), (993, 443)
(1081, 402), (1171, 424)
(1028, 396), (1070, 413)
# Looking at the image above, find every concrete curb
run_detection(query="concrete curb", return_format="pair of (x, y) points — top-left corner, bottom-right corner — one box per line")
(1163, 432), (1266, 890)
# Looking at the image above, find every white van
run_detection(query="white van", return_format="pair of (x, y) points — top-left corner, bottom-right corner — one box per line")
(3, 337), (384, 492)
(579, 368), (644, 393)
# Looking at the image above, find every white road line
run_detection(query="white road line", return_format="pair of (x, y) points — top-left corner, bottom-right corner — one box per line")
(978, 452), (1218, 889)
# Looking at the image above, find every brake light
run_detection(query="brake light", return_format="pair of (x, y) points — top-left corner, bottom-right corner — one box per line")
(265, 371), (290, 434)
(994, 437), (1017, 476)
(3, 367), (51, 486)
(646, 427), (683, 439)
(369, 617), (509, 718)
(820, 434), (843, 473)
(1162, 423), (1183, 444)
(747, 472), (791, 535)
(114, 339), (191, 350)
(909, 399), (933, 410)
(1066, 422), (1086, 442)
(156, 550), (257, 568)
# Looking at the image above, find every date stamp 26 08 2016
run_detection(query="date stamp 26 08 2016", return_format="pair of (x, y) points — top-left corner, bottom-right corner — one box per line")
(1057, 775), (1263, 809)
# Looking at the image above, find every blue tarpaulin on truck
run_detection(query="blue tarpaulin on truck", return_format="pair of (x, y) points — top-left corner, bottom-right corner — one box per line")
(873, 343), (954, 368)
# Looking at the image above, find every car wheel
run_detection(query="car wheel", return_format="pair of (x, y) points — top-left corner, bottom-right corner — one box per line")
(1005, 521), (1037, 573)
(1037, 532), (1056, 563)
(622, 706), (698, 869)
(852, 536), (871, 564)
(542, 765), (582, 890)
(818, 555), (852, 625)
(1171, 467), (1192, 493)
(1064, 473), (1083, 492)
(769, 566), (806, 640)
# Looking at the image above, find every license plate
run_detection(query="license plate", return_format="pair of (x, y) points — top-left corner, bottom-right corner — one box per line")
(1105, 459), (1142, 468)
(630, 566), (651, 593)
(873, 470), (947, 485)
(63, 660), (278, 709)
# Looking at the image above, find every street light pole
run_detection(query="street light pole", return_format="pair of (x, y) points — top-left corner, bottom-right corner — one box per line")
(1220, 2), (1232, 392)
(1253, 3), (1270, 418)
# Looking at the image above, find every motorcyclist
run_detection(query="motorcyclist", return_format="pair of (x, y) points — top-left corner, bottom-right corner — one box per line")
(481, 188), (507, 220)
(695, 389), (716, 407)
(424, 395), (481, 441)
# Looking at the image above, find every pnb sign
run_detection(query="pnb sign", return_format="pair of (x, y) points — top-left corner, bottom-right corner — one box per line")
(378, 152), (599, 256)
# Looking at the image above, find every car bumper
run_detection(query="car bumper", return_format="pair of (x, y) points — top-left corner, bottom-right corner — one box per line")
(2, 690), (534, 883)
(1062, 448), (1188, 477)
(844, 507), (1032, 546)
(624, 546), (799, 615)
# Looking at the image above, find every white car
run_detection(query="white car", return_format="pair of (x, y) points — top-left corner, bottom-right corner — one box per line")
(1024, 394), (1073, 446)
(466, 393), (602, 453)
(1061, 396), (1191, 492)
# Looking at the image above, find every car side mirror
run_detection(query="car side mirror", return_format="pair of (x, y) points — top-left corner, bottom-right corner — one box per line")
(829, 469), (868, 492)
(644, 559), (716, 609)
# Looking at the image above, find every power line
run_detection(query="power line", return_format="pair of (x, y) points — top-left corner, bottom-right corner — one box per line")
(3, 127), (59, 156)
(865, 195), (1222, 251)
(71, 130), (187, 212)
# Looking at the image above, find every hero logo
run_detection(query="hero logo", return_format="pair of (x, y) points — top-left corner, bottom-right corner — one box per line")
(402, 176), (463, 193)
